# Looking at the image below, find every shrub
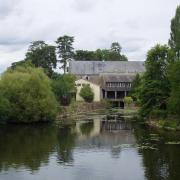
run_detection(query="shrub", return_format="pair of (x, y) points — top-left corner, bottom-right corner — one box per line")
(51, 74), (76, 106)
(80, 85), (94, 102)
(124, 96), (133, 107)
(0, 66), (58, 123)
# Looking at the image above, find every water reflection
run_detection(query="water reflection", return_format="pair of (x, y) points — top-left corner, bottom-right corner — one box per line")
(0, 113), (180, 180)
(0, 124), (57, 172)
(134, 125), (180, 180)
(57, 125), (76, 164)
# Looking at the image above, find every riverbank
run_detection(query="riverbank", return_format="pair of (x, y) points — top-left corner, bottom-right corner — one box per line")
(57, 101), (110, 120)
(147, 119), (180, 131)
(110, 107), (139, 115)
(58, 102), (141, 120)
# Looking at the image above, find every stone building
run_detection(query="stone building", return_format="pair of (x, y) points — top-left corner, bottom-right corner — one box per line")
(69, 61), (145, 107)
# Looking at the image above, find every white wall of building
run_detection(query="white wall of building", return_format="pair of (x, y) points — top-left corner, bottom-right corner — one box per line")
(75, 79), (101, 102)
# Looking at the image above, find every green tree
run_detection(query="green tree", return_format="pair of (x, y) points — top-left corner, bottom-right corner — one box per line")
(11, 60), (34, 70)
(124, 96), (133, 107)
(110, 42), (128, 61)
(80, 84), (94, 102)
(74, 50), (96, 61)
(0, 66), (58, 123)
(52, 74), (76, 105)
(130, 74), (142, 102)
(26, 41), (57, 77)
(169, 6), (180, 58)
(96, 49), (110, 61)
(73, 42), (128, 61)
(56, 35), (74, 74)
(139, 45), (171, 117)
(0, 93), (10, 123)
(111, 42), (122, 54)
(168, 61), (180, 118)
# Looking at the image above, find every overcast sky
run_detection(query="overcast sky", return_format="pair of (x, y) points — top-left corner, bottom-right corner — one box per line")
(0, 0), (179, 72)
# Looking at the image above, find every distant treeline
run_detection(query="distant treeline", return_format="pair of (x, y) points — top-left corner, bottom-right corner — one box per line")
(74, 42), (128, 61)
(12, 38), (127, 76)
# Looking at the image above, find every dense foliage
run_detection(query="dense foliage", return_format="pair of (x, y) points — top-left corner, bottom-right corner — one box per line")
(0, 66), (58, 123)
(52, 74), (76, 106)
(139, 45), (171, 117)
(124, 96), (133, 107)
(168, 61), (180, 117)
(80, 85), (94, 102)
(26, 41), (57, 77)
(130, 73), (142, 103)
(74, 42), (128, 61)
(11, 60), (34, 69)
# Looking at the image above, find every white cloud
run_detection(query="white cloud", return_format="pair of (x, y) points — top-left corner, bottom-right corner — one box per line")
(0, 0), (179, 72)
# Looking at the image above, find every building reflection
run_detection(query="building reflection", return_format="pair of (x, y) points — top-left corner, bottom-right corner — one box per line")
(75, 115), (136, 149)
(0, 115), (136, 172)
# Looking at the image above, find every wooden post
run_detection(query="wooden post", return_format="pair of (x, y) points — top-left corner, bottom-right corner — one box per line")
(105, 91), (107, 99)
(125, 91), (127, 97)
(115, 91), (117, 99)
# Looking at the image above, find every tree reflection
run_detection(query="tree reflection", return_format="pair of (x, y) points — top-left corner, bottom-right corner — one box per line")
(0, 124), (57, 172)
(80, 121), (94, 136)
(134, 125), (180, 180)
(56, 124), (77, 164)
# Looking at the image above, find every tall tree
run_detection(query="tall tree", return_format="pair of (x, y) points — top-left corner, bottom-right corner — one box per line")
(169, 6), (180, 58)
(56, 35), (74, 74)
(139, 45), (171, 117)
(26, 41), (57, 77)
(111, 42), (122, 54)
(168, 61), (180, 118)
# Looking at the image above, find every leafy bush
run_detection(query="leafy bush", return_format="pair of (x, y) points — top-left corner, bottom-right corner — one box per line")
(51, 74), (76, 105)
(124, 96), (133, 107)
(0, 66), (58, 123)
(79, 85), (94, 102)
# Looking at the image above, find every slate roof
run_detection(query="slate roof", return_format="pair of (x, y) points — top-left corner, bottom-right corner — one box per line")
(69, 61), (145, 75)
(76, 75), (102, 86)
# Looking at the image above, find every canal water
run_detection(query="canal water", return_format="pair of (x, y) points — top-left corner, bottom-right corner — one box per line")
(0, 111), (180, 180)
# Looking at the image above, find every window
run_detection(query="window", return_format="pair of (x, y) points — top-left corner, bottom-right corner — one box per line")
(126, 83), (132, 88)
